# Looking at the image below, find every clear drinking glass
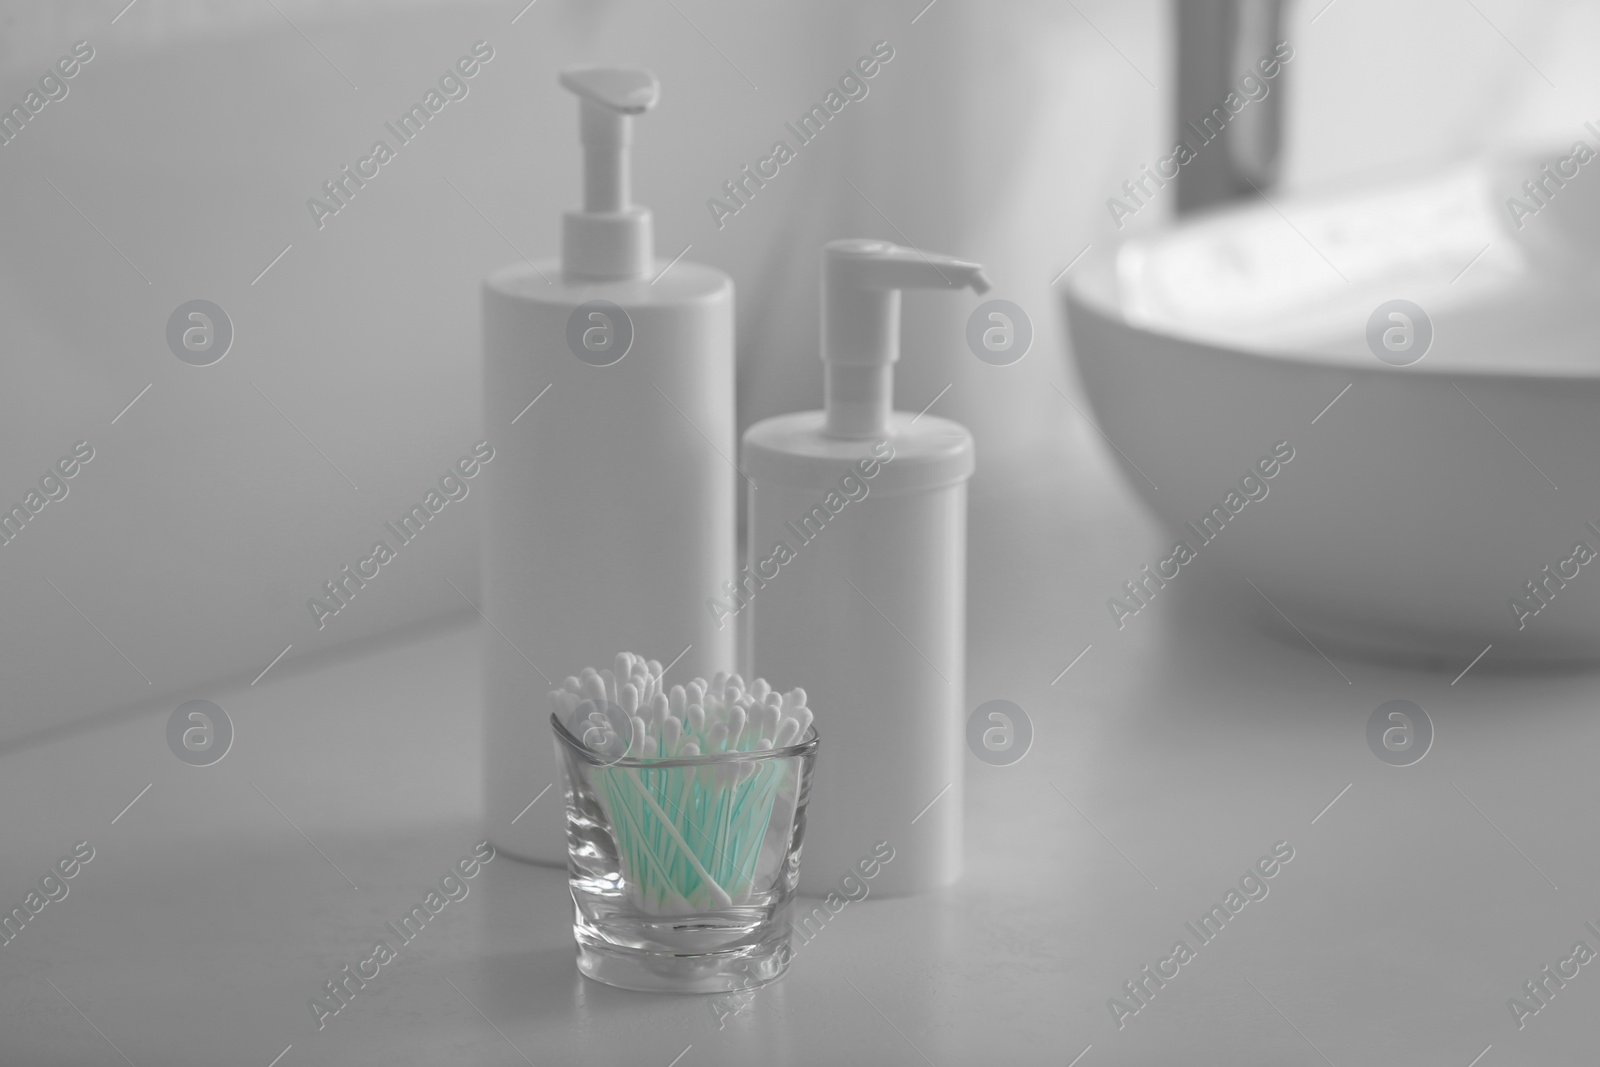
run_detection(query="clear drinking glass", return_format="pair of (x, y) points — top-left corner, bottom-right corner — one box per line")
(552, 712), (819, 992)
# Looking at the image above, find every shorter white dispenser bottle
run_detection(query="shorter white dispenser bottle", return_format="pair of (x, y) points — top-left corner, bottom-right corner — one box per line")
(743, 239), (988, 897)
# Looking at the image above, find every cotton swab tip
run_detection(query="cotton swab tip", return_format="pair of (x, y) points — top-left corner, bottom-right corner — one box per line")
(774, 718), (800, 747)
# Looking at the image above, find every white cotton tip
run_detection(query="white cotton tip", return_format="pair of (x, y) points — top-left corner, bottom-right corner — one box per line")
(647, 658), (663, 678)
(755, 738), (773, 750)
(681, 741), (700, 758)
(563, 676), (582, 693)
(650, 692), (669, 725)
(620, 683), (640, 715)
(630, 716), (648, 754)
(786, 687), (807, 709)
(707, 721), (728, 752)
(663, 716), (682, 756)
(669, 685), (686, 716)
(601, 668), (618, 704)
(774, 717), (800, 748)
(764, 692), (783, 712)
(750, 678), (771, 703)
(711, 671), (729, 697)
(580, 673), (606, 705)
(793, 707), (814, 739)
(686, 703), (705, 735)
(572, 697), (597, 730)
(641, 734), (659, 758)
(726, 673), (744, 695)
(613, 652), (632, 679)
(727, 706), (748, 750)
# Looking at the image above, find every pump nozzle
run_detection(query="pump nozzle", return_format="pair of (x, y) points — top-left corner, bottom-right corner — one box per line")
(560, 67), (660, 280)
(821, 239), (989, 438)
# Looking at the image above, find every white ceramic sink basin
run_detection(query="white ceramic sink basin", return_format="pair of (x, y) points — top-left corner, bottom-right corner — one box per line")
(1065, 158), (1600, 666)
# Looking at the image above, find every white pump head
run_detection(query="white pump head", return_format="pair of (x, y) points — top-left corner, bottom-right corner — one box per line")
(559, 67), (660, 281)
(821, 239), (990, 438)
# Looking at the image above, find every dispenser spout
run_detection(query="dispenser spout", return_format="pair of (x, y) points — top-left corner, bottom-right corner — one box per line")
(821, 239), (988, 438)
(827, 239), (990, 296)
(559, 67), (660, 280)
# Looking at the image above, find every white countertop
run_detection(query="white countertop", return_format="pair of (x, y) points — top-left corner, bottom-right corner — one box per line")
(3, 470), (1595, 1066)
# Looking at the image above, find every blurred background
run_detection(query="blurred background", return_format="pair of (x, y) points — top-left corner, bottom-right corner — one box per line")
(2, 0), (1596, 746)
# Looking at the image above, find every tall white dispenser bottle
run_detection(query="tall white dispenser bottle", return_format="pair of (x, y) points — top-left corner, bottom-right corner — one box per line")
(743, 239), (987, 896)
(482, 69), (735, 862)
